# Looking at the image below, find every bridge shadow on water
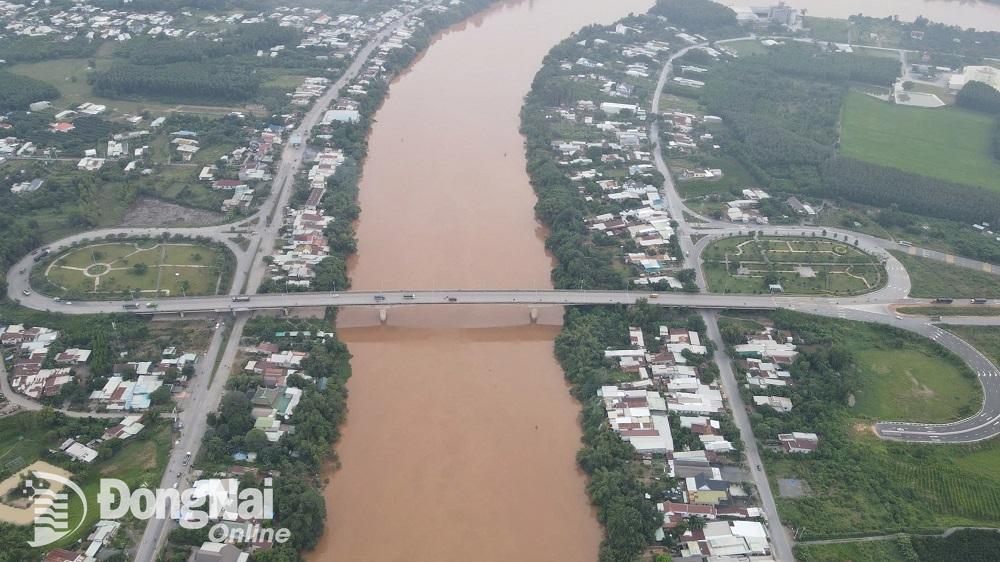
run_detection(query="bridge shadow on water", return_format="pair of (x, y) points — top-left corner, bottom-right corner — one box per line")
(336, 304), (564, 337)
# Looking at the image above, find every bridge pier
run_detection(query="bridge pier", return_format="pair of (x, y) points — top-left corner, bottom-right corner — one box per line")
(379, 307), (388, 324)
(529, 307), (538, 323)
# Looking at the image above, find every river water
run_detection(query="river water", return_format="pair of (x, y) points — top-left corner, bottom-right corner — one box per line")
(310, 0), (1000, 560)
(309, 1), (652, 560)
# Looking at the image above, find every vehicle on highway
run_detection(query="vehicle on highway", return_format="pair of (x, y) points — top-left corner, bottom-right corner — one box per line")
(898, 240), (912, 247)
(147, 302), (158, 308)
(649, 294), (659, 299)
(931, 315), (942, 321)
(64, 301), (72, 305)
(447, 296), (458, 302)
(232, 296), (251, 302)
(122, 303), (139, 310)
(374, 295), (386, 301)
(972, 298), (989, 304)
(932, 298), (954, 304)
(32, 250), (49, 262)
(403, 293), (415, 299)
(21, 289), (30, 296)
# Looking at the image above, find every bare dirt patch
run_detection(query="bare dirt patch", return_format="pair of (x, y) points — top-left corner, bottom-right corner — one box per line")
(119, 197), (224, 227)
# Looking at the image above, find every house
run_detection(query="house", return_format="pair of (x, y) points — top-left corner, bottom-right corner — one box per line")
(10, 178), (44, 194)
(779, 432), (818, 453)
(753, 395), (793, 413)
(187, 542), (249, 562)
(43, 549), (84, 562)
(55, 347), (91, 365)
(598, 385), (674, 454)
(59, 438), (99, 463)
(77, 156), (105, 171)
(686, 473), (730, 505)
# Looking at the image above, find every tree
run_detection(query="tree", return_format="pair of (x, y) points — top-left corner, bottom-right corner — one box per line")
(245, 429), (269, 453)
(132, 262), (149, 275)
(149, 385), (171, 406)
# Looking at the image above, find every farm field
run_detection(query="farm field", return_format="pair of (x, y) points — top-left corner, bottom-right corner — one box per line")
(39, 240), (232, 299)
(839, 91), (1000, 190)
(703, 235), (885, 295)
(889, 250), (1000, 299)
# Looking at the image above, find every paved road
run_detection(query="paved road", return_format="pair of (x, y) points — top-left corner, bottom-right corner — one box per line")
(131, 318), (233, 562)
(129, 5), (439, 560)
(703, 311), (795, 562)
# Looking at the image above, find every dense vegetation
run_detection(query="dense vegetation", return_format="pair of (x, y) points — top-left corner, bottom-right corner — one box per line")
(650, 0), (739, 36)
(956, 80), (1000, 114)
(796, 530), (1000, 562)
(820, 157), (1000, 224)
(93, 24), (299, 103)
(0, 71), (60, 111)
(0, 36), (99, 64)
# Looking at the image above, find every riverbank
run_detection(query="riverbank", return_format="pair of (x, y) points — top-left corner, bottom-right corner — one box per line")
(312, 0), (659, 560)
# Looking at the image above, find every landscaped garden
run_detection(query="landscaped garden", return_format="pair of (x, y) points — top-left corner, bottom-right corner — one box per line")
(703, 235), (885, 295)
(34, 238), (234, 300)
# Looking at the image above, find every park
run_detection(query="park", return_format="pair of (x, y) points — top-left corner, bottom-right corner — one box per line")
(36, 239), (233, 300)
(702, 235), (886, 295)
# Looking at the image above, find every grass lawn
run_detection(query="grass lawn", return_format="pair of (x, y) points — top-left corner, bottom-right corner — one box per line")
(673, 154), (757, 199)
(852, 348), (980, 422)
(704, 236), (884, 295)
(723, 39), (770, 57)
(40, 240), (232, 299)
(658, 91), (703, 114)
(840, 90), (1000, 190)
(898, 306), (1000, 317)
(795, 540), (913, 562)
(890, 250), (1000, 299)
(804, 16), (850, 43)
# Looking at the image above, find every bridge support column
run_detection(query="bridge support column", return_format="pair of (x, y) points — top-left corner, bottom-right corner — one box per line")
(529, 307), (538, 324)
(179, 311), (184, 318)
(379, 307), (388, 324)
(282, 308), (289, 316)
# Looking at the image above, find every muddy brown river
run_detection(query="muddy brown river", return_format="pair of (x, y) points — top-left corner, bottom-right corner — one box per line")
(309, 1), (652, 560)
(310, 0), (1000, 560)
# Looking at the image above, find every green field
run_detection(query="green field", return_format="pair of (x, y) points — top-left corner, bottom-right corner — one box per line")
(795, 539), (914, 562)
(853, 348), (980, 422)
(840, 91), (1000, 190)
(898, 306), (1000, 317)
(728, 311), (1000, 539)
(703, 236), (885, 295)
(890, 250), (1000, 299)
(40, 240), (232, 299)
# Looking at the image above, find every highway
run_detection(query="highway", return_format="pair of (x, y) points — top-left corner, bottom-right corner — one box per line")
(127, 4), (441, 560)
